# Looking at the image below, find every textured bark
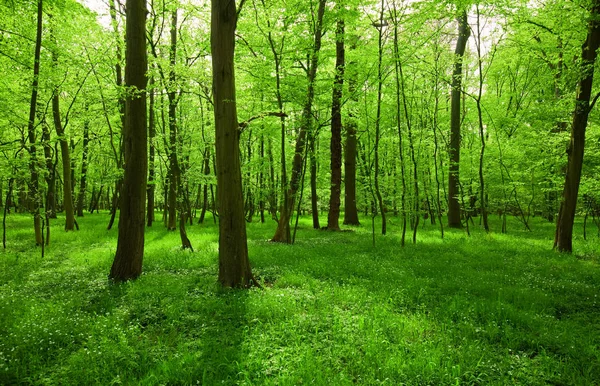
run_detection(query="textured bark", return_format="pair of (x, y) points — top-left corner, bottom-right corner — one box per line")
(327, 19), (345, 231)
(109, 0), (148, 282)
(448, 11), (470, 228)
(554, 0), (600, 252)
(27, 0), (43, 246)
(211, 0), (255, 287)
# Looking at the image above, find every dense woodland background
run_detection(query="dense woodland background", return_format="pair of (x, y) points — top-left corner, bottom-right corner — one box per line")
(1, 0), (599, 253)
(2, 0), (600, 384)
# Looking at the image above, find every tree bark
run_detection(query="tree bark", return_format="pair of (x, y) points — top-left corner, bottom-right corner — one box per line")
(309, 131), (320, 229)
(343, 38), (360, 226)
(448, 10), (470, 228)
(109, 0), (148, 282)
(27, 0), (44, 246)
(271, 0), (326, 242)
(147, 75), (156, 226)
(373, 0), (386, 235)
(76, 113), (89, 217)
(327, 19), (345, 231)
(167, 10), (179, 231)
(211, 0), (256, 287)
(554, 0), (600, 252)
(41, 114), (57, 219)
(51, 68), (75, 231)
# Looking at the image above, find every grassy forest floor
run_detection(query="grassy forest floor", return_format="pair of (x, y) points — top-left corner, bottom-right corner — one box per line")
(1, 212), (599, 385)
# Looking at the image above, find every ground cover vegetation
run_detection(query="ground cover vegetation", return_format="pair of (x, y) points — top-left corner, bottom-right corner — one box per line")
(1, 213), (600, 384)
(1, 0), (600, 383)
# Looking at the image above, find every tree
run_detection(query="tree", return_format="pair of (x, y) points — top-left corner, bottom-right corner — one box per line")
(447, 9), (470, 229)
(211, 0), (256, 287)
(554, 0), (600, 253)
(26, 0), (44, 246)
(271, 0), (327, 243)
(327, 16), (345, 231)
(109, 0), (148, 282)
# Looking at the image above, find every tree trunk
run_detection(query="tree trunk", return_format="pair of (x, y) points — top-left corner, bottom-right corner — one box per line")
(271, 0), (326, 242)
(52, 84), (75, 231)
(167, 10), (179, 231)
(147, 75), (156, 226)
(448, 10), (470, 228)
(327, 19), (345, 231)
(109, 0), (148, 282)
(343, 38), (360, 226)
(373, 0), (386, 236)
(309, 131), (320, 229)
(76, 113), (89, 217)
(211, 0), (256, 287)
(26, 0), (43, 246)
(554, 0), (600, 252)
(41, 114), (57, 219)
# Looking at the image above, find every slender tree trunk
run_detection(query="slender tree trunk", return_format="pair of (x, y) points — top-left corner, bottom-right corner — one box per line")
(76, 113), (89, 217)
(27, 0), (43, 246)
(271, 0), (326, 242)
(259, 135), (265, 223)
(167, 10), (179, 231)
(474, 6), (489, 232)
(147, 75), (156, 226)
(107, 0), (125, 231)
(309, 131), (320, 229)
(448, 10), (470, 228)
(343, 39), (360, 226)
(373, 0), (386, 235)
(52, 83), (75, 231)
(211, 0), (256, 287)
(41, 115), (57, 219)
(554, 0), (600, 252)
(392, 7), (408, 245)
(327, 19), (345, 231)
(109, 0), (148, 281)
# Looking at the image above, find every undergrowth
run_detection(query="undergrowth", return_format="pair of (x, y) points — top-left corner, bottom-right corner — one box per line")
(0, 212), (599, 385)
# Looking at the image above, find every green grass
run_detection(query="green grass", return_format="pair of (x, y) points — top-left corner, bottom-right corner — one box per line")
(1, 211), (599, 385)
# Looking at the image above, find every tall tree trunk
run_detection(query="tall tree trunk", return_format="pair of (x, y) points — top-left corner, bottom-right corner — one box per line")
(448, 10), (470, 228)
(41, 114), (57, 219)
(343, 39), (360, 226)
(474, 6), (489, 232)
(373, 0), (386, 235)
(271, 0), (326, 242)
(109, 0), (148, 281)
(76, 112), (89, 217)
(52, 75), (75, 231)
(211, 0), (256, 287)
(199, 146), (210, 224)
(259, 135), (265, 223)
(554, 0), (600, 252)
(27, 0), (43, 246)
(327, 19), (345, 231)
(309, 131), (320, 229)
(167, 10), (179, 231)
(107, 0), (125, 231)
(147, 75), (156, 226)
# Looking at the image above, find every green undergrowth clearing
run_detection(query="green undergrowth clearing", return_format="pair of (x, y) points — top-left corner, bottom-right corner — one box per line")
(1, 212), (599, 385)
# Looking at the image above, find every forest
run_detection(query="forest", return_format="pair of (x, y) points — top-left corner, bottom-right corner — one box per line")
(1, 0), (600, 384)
